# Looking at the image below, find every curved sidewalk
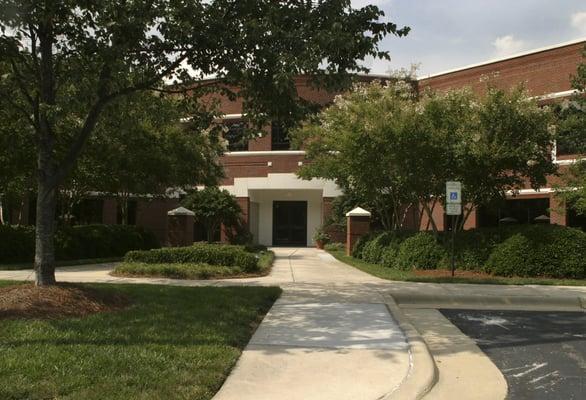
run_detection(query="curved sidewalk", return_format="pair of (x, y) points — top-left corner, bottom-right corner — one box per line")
(213, 248), (413, 400)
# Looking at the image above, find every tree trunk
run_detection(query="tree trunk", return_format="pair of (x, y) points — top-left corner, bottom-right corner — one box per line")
(34, 178), (57, 286)
(119, 194), (129, 225)
(17, 198), (25, 225)
(421, 199), (440, 236)
(0, 195), (4, 225)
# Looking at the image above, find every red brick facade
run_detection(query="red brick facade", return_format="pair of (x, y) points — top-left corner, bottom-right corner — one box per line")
(418, 41), (583, 97)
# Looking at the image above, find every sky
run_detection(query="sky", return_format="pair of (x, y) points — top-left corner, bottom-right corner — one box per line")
(352, 0), (586, 78)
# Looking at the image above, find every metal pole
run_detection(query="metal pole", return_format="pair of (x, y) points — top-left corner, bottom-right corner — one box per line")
(451, 214), (456, 277)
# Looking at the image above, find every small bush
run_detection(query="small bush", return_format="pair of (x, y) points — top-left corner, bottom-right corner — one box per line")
(0, 224), (159, 264)
(485, 225), (586, 278)
(114, 262), (243, 280)
(351, 232), (375, 259)
(0, 225), (35, 263)
(362, 232), (396, 264)
(395, 232), (446, 270)
(243, 243), (268, 253)
(438, 228), (503, 271)
(324, 242), (345, 252)
(381, 242), (402, 268)
(125, 243), (259, 272)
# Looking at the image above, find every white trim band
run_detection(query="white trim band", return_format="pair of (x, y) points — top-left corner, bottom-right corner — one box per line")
(224, 150), (306, 157)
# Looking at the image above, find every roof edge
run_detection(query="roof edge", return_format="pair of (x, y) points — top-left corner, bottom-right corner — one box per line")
(417, 37), (586, 81)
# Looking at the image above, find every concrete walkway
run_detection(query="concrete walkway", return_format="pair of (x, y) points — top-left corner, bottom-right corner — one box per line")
(214, 248), (411, 400)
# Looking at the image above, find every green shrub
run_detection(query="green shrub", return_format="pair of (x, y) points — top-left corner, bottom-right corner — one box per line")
(381, 242), (402, 268)
(438, 228), (503, 271)
(0, 225), (35, 263)
(485, 225), (586, 278)
(351, 232), (375, 259)
(324, 242), (345, 252)
(362, 232), (396, 264)
(114, 262), (243, 280)
(395, 232), (446, 270)
(125, 243), (259, 272)
(244, 243), (268, 253)
(257, 251), (275, 271)
(0, 224), (159, 264)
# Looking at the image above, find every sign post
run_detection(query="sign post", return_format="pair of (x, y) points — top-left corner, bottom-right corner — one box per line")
(445, 181), (462, 277)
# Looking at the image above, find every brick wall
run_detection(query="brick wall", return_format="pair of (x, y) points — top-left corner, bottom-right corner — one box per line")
(221, 153), (306, 185)
(136, 198), (180, 244)
(419, 42), (584, 97)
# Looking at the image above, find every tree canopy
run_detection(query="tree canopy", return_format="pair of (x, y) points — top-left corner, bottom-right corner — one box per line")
(555, 46), (586, 216)
(181, 187), (243, 243)
(294, 79), (556, 233)
(0, 0), (407, 284)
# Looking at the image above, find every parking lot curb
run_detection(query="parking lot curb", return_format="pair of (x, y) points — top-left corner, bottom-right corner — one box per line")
(383, 294), (437, 400)
(390, 292), (586, 311)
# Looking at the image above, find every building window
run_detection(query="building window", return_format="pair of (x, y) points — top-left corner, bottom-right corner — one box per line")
(567, 207), (586, 231)
(556, 134), (583, 157)
(224, 121), (248, 151)
(554, 103), (584, 157)
(117, 199), (138, 225)
(477, 198), (550, 227)
(72, 199), (104, 225)
(271, 121), (290, 150)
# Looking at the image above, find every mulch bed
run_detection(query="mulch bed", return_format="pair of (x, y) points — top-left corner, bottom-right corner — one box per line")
(0, 283), (130, 320)
(413, 269), (495, 279)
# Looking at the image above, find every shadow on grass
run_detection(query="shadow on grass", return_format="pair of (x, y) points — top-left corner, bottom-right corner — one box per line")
(0, 282), (281, 400)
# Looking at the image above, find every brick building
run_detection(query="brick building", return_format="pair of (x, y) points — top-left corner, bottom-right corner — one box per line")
(5, 39), (584, 246)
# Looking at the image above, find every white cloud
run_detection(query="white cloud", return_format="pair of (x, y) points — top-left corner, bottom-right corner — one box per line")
(571, 11), (586, 35)
(492, 35), (526, 58)
(351, 1), (391, 9)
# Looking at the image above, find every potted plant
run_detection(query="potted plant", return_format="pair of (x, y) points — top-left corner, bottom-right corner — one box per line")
(313, 228), (331, 249)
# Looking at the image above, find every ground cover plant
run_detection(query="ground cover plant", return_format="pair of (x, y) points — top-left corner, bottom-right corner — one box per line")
(114, 243), (274, 279)
(0, 280), (281, 400)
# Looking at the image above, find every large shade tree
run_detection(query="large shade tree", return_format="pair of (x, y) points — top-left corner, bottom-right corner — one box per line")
(295, 80), (555, 234)
(0, 0), (408, 285)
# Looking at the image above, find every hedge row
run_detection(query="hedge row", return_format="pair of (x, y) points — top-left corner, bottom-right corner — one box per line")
(0, 224), (159, 263)
(352, 225), (586, 279)
(124, 243), (259, 272)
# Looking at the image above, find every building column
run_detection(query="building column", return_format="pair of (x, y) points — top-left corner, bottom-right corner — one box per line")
(166, 207), (195, 247)
(346, 207), (371, 256)
(550, 194), (567, 226)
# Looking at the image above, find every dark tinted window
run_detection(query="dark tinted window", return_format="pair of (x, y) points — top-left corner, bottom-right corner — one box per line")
(477, 198), (550, 227)
(554, 103), (585, 156)
(225, 121), (248, 151)
(271, 121), (290, 150)
(557, 131), (584, 156)
(117, 200), (137, 225)
(73, 199), (104, 225)
(567, 207), (586, 231)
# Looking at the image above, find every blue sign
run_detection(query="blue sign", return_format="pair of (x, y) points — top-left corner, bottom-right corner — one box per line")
(450, 192), (458, 201)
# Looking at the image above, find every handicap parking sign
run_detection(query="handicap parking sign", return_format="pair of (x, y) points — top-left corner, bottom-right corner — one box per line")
(446, 181), (462, 204)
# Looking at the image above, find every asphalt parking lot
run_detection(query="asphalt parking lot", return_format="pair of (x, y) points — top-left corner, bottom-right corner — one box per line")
(441, 309), (586, 400)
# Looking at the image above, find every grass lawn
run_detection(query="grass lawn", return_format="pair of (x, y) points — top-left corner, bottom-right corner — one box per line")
(0, 257), (122, 271)
(328, 249), (586, 286)
(0, 281), (281, 400)
(114, 251), (275, 280)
